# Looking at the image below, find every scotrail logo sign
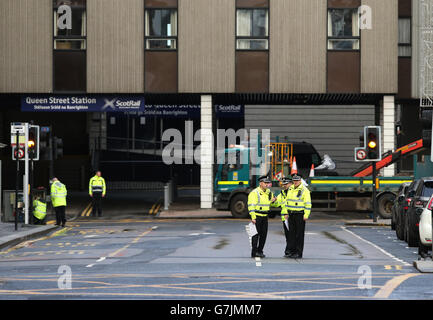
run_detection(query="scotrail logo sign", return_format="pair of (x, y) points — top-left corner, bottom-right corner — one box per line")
(21, 95), (145, 113)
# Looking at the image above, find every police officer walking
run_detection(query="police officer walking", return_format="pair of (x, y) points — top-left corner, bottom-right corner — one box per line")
(286, 174), (312, 259)
(247, 176), (276, 258)
(50, 177), (67, 227)
(89, 171), (106, 217)
(275, 177), (293, 257)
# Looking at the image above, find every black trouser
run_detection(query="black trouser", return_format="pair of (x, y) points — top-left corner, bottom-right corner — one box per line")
(54, 206), (66, 226)
(251, 215), (268, 256)
(92, 192), (103, 217)
(287, 211), (306, 257)
(282, 218), (290, 255)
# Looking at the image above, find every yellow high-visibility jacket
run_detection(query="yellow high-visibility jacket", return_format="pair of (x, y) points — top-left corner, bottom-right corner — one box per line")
(89, 175), (106, 196)
(286, 184), (312, 219)
(247, 187), (275, 220)
(275, 189), (290, 221)
(51, 181), (67, 207)
(33, 199), (47, 220)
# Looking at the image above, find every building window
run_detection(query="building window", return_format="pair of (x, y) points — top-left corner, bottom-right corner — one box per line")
(328, 9), (360, 50)
(145, 9), (178, 50)
(399, 18), (411, 57)
(236, 9), (269, 50)
(53, 1), (86, 49)
(53, 0), (86, 92)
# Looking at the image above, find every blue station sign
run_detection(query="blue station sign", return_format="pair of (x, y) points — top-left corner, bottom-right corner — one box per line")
(21, 95), (145, 112)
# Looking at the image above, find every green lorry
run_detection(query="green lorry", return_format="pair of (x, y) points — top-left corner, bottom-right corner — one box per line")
(213, 140), (413, 219)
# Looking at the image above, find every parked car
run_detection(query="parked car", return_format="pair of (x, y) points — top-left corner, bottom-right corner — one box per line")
(392, 182), (411, 231)
(395, 180), (420, 241)
(418, 194), (433, 258)
(405, 177), (433, 247)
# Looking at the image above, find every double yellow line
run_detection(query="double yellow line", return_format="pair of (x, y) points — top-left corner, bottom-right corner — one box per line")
(149, 202), (161, 215)
(81, 203), (93, 217)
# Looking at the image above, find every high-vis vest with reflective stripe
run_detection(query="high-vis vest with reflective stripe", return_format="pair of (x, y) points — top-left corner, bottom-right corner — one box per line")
(275, 189), (290, 221)
(286, 184), (312, 219)
(248, 187), (275, 220)
(33, 199), (47, 220)
(51, 181), (67, 207)
(89, 176), (106, 195)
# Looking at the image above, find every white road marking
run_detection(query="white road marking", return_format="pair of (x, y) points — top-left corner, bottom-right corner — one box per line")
(341, 226), (411, 266)
(84, 235), (97, 238)
(255, 257), (261, 267)
(86, 264), (94, 268)
(97, 257), (106, 262)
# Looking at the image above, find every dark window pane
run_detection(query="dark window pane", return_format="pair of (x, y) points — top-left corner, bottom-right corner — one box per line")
(251, 10), (268, 37)
(146, 9), (177, 37)
(237, 9), (268, 37)
(236, 39), (268, 50)
(54, 50), (86, 92)
(146, 39), (176, 49)
(328, 39), (359, 50)
(54, 9), (86, 37)
(328, 9), (359, 37)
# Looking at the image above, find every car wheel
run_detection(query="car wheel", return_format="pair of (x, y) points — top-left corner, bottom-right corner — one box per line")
(419, 241), (431, 257)
(229, 194), (249, 218)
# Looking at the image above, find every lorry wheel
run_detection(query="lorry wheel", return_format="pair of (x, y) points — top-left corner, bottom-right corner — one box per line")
(377, 193), (395, 219)
(230, 194), (249, 218)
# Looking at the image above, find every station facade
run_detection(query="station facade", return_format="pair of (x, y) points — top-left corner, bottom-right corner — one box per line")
(0, 0), (423, 208)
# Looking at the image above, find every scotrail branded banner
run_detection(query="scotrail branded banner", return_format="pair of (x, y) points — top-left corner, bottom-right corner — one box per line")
(215, 104), (244, 118)
(21, 95), (145, 112)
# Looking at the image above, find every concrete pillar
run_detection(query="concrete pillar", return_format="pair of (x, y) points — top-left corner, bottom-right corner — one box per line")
(383, 95), (395, 177)
(200, 95), (214, 208)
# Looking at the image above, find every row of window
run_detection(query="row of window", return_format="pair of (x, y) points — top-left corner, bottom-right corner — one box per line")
(52, 5), (411, 55)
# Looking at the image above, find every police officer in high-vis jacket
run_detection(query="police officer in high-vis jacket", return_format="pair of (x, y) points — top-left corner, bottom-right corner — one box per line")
(248, 176), (276, 258)
(33, 196), (47, 225)
(89, 171), (106, 217)
(286, 174), (312, 259)
(50, 177), (67, 227)
(275, 177), (293, 257)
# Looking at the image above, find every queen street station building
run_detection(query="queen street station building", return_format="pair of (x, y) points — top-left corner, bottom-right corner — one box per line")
(0, 0), (425, 208)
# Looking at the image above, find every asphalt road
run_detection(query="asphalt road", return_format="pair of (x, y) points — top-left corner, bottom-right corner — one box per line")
(0, 216), (432, 300)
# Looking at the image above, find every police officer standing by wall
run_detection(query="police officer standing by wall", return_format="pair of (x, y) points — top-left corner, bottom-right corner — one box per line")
(275, 177), (293, 257)
(50, 177), (67, 227)
(247, 176), (276, 258)
(89, 171), (106, 217)
(286, 174), (312, 259)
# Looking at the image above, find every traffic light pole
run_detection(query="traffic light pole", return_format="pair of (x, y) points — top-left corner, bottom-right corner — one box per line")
(372, 161), (378, 223)
(14, 130), (19, 231)
(23, 123), (29, 225)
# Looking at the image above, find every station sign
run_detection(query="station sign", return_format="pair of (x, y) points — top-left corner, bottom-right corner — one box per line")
(21, 95), (145, 113)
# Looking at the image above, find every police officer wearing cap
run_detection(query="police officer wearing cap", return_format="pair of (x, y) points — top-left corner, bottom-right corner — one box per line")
(286, 174), (312, 259)
(275, 177), (293, 257)
(247, 175), (276, 258)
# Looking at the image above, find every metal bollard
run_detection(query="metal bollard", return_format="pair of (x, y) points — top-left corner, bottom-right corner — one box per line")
(164, 184), (169, 210)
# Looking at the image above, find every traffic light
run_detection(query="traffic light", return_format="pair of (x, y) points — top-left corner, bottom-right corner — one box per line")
(354, 126), (381, 162)
(39, 126), (52, 161)
(365, 126), (381, 161)
(53, 136), (63, 160)
(28, 125), (39, 160)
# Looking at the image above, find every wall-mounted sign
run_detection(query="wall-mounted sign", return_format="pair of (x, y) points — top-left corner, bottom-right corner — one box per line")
(21, 95), (145, 112)
(215, 104), (244, 118)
